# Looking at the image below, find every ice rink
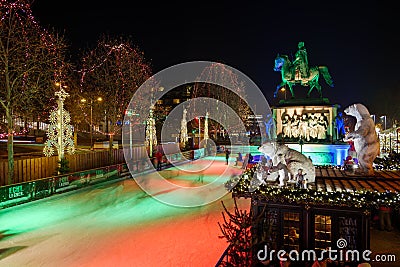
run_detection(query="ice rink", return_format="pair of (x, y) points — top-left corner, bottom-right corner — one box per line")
(0, 156), (249, 267)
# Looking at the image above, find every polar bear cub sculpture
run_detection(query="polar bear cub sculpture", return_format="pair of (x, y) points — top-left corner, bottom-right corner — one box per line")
(343, 103), (380, 176)
(259, 142), (315, 183)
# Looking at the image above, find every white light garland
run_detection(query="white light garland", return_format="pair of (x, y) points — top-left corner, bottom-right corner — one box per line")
(43, 86), (75, 159)
(180, 108), (188, 146)
(145, 109), (157, 155)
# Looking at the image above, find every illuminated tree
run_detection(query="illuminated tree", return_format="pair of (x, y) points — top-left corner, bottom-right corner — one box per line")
(79, 35), (151, 161)
(193, 63), (252, 140)
(0, 0), (68, 184)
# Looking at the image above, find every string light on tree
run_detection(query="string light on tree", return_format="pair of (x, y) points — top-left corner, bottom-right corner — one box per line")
(192, 63), (252, 136)
(43, 83), (75, 160)
(1, 0), (67, 183)
(79, 37), (151, 157)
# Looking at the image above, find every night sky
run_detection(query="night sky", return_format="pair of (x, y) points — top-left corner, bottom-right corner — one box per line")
(31, 0), (400, 123)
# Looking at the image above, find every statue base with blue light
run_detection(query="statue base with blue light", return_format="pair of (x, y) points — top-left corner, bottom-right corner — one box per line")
(272, 97), (349, 166)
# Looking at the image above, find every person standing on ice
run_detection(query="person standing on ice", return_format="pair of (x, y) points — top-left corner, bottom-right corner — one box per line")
(155, 150), (163, 171)
(225, 148), (231, 165)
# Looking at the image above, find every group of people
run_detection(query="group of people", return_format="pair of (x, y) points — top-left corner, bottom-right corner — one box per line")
(282, 112), (328, 141)
(234, 151), (254, 169)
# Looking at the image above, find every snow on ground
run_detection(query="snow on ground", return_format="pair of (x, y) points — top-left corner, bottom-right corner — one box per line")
(0, 156), (250, 267)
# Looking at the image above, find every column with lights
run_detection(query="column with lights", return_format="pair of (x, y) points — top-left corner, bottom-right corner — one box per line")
(43, 83), (75, 164)
(146, 108), (157, 157)
(180, 108), (188, 147)
(204, 111), (209, 140)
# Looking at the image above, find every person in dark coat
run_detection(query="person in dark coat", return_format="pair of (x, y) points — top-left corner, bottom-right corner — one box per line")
(225, 148), (231, 165)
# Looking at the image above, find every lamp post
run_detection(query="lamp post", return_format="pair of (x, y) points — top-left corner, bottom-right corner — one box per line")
(81, 97), (102, 150)
(299, 138), (304, 154)
(370, 114), (376, 124)
(380, 115), (387, 131)
(204, 112), (209, 140)
(280, 87), (287, 100)
(198, 116), (201, 147)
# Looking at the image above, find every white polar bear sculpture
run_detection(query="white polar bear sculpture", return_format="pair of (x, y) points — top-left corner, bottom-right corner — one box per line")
(259, 142), (315, 183)
(343, 103), (380, 176)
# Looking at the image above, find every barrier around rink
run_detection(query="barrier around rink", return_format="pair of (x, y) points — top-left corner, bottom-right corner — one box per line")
(0, 149), (197, 209)
(0, 163), (127, 209)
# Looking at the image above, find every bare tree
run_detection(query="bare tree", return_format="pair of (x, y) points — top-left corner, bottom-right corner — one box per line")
(0, 0), (68, 184)
(79, 35), (151, 161)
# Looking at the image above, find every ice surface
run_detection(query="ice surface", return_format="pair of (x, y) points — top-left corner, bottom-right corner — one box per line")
(0, 157), (249, 266)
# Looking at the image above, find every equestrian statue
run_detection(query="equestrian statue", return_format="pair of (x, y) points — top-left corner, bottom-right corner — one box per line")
(273, 42), (334, 99)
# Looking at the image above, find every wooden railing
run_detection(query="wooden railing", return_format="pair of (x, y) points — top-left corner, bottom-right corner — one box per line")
(0, 149), (127, 186)
(0, 163), (130, 209)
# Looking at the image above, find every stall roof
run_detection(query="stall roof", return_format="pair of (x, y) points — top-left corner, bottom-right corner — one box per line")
(228, 167), (400, 208)
(313, 168), (400, 193)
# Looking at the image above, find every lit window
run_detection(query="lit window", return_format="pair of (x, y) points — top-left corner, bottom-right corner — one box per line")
(283, 212), (300, 251)
(157, 100), (163, 105)
(315, 215), (332, 250)
(173, 99), (180, 104)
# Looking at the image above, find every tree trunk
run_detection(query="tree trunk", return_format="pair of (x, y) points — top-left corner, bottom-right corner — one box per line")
(105, 113), (109, 140)
(6, 110), (14, 185)
(74, 125), (78, 148)
(109, 134), (114, 165)
(108, 121), (114, 165)
(24, 117), (28, 137)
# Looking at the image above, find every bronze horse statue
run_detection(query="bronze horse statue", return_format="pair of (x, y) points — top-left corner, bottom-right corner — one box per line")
(273, 54), (334, 98)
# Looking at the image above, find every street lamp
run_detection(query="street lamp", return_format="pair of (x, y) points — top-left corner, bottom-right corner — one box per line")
(81, 97), (103, 150)
(198, 116), (201, 147)
(380, 115), (387, 131)
(280, 87), (287, 100)
(370, 114), (376, 124)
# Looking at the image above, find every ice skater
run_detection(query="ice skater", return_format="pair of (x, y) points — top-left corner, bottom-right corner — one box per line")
(196, 173), (204, 183)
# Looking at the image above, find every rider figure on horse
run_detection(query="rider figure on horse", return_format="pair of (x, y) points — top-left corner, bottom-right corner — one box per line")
(273, 42), (333, 99)
(293, 42), (309, 82)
